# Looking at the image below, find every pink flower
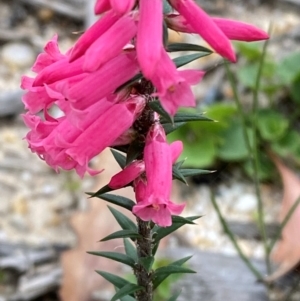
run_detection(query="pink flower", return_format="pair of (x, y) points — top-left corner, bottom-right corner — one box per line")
(69, 10), (120, 62)
(95, 0), (135, 15)
(169, 0), (236, 62)
(149, 48), (205, 115)
(136, 0), (163, 77)
(23, 96), (145, 178)
(83, 15), (137, 72)
(132, 123), (185, 227)
(64, 52), (140, 110)
(108, 160), (145, 189)
(165, 14), (269, 42)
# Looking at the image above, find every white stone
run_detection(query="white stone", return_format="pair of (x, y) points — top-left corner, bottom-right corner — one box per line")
(1, 42), (35, 69)
(233, 193), (257, 213)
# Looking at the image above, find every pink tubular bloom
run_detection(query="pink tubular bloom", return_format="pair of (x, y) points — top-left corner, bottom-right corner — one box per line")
(94, 0), (111, 15)
(169, 0), (236, 62)
(132, 123), (185, 227)
(64, 52), (140, 110)
(69, 10), (120, 62)
(108, 160), (145, 189)
(83, 15), (137, 72)
(166, 14), (269, 42)
(136, 0), (163, 77)
(150, 49), (205, 115)
(110, 0), (136, 15)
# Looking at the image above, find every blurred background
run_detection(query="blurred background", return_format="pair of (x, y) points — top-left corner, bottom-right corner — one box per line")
(0, 0), (300, 300)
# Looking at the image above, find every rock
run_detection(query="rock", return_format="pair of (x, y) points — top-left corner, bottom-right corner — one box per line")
(233, 193), (258, 213)
(1, 42), (35, 69)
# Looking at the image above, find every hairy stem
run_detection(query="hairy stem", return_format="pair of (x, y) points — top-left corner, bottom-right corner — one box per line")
(134, 218), (153, 301)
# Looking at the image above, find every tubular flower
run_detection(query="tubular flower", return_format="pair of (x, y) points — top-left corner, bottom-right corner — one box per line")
(165, 14), (269, 42)
(132, 123), (185, 227)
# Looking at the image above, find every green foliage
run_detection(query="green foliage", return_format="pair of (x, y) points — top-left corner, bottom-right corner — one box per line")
(167, 45), (300, 181)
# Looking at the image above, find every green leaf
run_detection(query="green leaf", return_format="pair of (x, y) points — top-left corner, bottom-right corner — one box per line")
(172, 166), (188, 184)
(153, 257), (192, 289)
(179, 168), (214, 177)
(111, 149), (126, 169)
(124, 238), (138, 261)
(256, 110), (289, 141)
(163, 122), (186, 135)
(87, 185), (112, 197)
(167, 43), (212, 53)
(218, 120), (253, 161)
(154, 265), (196, 276)
(112, 284), (144, 301)
(153, 216), (200, 243)
(277, 51), (300, 84)
(108, 206), (137, 231)
(126, 140), (143, 165)
(139, 256), (154, 273)
(115, 73), (143, 93)
(235, 42), (262, 61)
(161, 111), (213, 124)
(95, 194), (135, 211)
(173, 53), (211, 68)
(163, 0), (173, 14)
(100, 230), (141, 242)
(171, 215), (198, 225)
(88, 251), (135, 268)
(120, 295), (136, 301)
(148, 101), (172, 124)
(166, 290), (182, 301)
(96, 271), (131, 289)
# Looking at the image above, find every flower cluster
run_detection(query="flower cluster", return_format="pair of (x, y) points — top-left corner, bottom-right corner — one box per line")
(21, 0), (268, 226)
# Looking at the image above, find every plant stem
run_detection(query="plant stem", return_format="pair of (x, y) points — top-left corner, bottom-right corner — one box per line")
(134, 218), (153, 301)
(210, 188), (263, 281)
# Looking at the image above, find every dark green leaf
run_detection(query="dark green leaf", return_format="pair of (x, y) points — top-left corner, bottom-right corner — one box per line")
(163, 0), (173, 14)
(148, 101), (172, 124)
(88, 251), (135, 267)
(111, 149), (126, 169)
(100, 230), (141, 242)
(166, 290), (182, 301)
(124, 238), (138, 261)
(126, 140), (143, 165)
(180, 168), (214, 178)
(154, 265), (196, 276)
(96, 270), (130, 289)
(167, 43), (212, 53)
(112, 284), (144, 301)
(153, 216), (200, 243)
(153, 257), (194, 289)
(171, 215), (198, 225)
(139, 256), (154, 273)
(163, 122), (186, 134)
(87, 185), (113, 198)
(95, 194), (135, 211)
(173, 53), (210, 68)
(172, 166), (187, 184)
(108, 206), (137, 230)
(120, 295), (136, 301)
(115, 73), (143, 93)
(160, 112), (213, 124)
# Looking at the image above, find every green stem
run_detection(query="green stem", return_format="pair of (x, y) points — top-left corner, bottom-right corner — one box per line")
(252, 38), (271, 274)
(267, 197), (300, 254)
(210, 188), (263, 281)
(134, 218), (153, 301)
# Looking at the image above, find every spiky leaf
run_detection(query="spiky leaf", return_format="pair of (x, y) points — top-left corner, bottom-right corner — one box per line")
(173, 53), (210, 68)
(115, 73), (143, 93)
(96, 271), (130, 289)
(124, 238), (138, 261)
(167, 43), (212, 53)
(108, 206), (137, 230)
(180, 168), (214, 178)
(148, 101), (172, 124)
(163, 122), (186, 134)
(172, 166), (188, 184)
(88, 251), (135, 268)
(166, 290), (182, 301)
(95, 194), (135, 211)
(111, 149), (126, 169)
(100, 230), (141, 242)
(112, 284), (144, 301)
(139, 256), (154, 273)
